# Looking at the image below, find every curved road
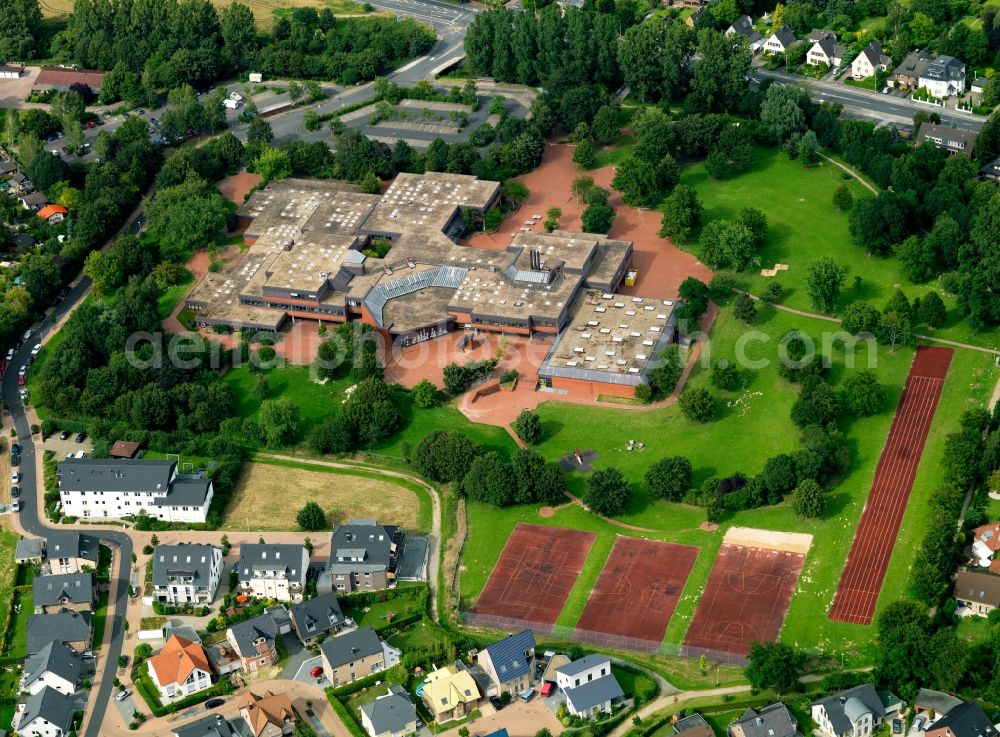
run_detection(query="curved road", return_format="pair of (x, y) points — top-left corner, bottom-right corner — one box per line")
(3, 274), (135, 737)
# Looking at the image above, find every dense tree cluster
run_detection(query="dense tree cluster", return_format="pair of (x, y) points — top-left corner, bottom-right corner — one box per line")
(0, 0), (45, 60)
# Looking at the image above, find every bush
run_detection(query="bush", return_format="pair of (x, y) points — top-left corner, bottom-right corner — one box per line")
(584, 467), (631, 517)
(790, 479), (825, 518)
(411, 379), (442, 408)
(296, 502), (327, 531)
(710, 361), (740, 391)
(512, 409), (542, 445)
(645, 456), (692, 501)
(841, 370), (886, 417)
(679, 388), (715, 423)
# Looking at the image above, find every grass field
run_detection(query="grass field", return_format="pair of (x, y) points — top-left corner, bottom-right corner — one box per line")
(459, 305), (995, 663)
(682, 147), (999, 349)
(91, 591), (110, 648)
(40, 0), (365, 25)
(156, 269), (194, 321)
(221, 457), (431, 533)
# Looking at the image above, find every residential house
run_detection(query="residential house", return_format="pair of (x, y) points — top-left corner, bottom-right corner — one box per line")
(476, 630), (535, 698)
(57, 458), (214, 523)
(915, 123), (978, 159)
(669, 0), (706, 7)
(109, 440), (142, 459)
(892, 50), (934, 90)
(21, 192), (49, 210)
(15, 538), (44, 565)
(237, 544), (309, 603)
(555, 654), (612, 690)
(7, 232), (36, 249)
(288, 592), (347, 645)
(10, 171), (33, 193)
(422, 663), (480, 723)
(811, 685), (902, 737)
(32, 573), (95, 614)
(320, 626), (387, 687)
(152, 544), (223, 606)
(20, 641), (83, 696)
(361, 685), (418, 737)
(914, 690), (962, 722)
(954, 568), (1000, 616)
(919, 55), (966, 97)
(971, 77), (989, 95)
(37, 204), (68, 224)
(981, 157), (1000, 184)
(46, 532), (100, 574)
(327, 519), (402, 593)
(0, 160), (19, 178)
(728, 704), (803, 737)
(13, 686), (77, 737)
(675, 715), (715, 737)
(226, 613), (279, 674)
(807, 38), (846, 68)
(34, 67), (106, 94)
(725, 16), (764, 54)
(564, 674), (625, 718)
(971, 521), (1000, 569)
(173, 714), (240, 737)
(851, 41), (891, 80)
(238, 690), (296, 737)
(925, 703), (999, 737)
(147, 635), (213, 702)
(763, 26), (797, 55)
(26, 610), (92, 654)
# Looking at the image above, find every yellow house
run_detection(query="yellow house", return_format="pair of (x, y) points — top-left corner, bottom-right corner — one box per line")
(422, 664), (481, 723)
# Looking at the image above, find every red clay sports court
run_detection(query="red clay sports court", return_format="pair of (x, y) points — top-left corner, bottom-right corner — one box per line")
(682, 544), (806, 658)
(575, 537), (699, 650)
(472, 524), (596, 629)
(828, 345), (953, 625)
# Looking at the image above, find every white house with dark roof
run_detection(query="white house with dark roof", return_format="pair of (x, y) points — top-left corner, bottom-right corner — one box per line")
(327, 519), (402, 592)
(919, 55), (966, 97)
(152, 544), (222, 605)
(13, 686), (77, 737)
(21, 640), (83, 696)
(288, 592), (349, 644)
(554, 654), (612, 691)
(57, 459), (213, 523)
(851, 41), (891, 80)
(361, 685), (418, 737)
(807, 37), (846, 68)
(46, 532), (99, 574)
(764, 26), (798, 55)
(811, 685), (902, 737)
(237, 544), (309, 603)
(729, 704), (802, 737)
(726, 16), (764, 53)
(226, 613), (279, 674)
(32, 572), (95, 614)
(476, 630), (535, 697)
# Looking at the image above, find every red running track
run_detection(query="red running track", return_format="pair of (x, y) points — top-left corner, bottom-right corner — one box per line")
(828, 346), (953, 625)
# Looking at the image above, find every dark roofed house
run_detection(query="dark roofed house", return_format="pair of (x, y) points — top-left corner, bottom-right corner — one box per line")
(764, 26), (797, 54)
(15, 537), (44, 564)
(981, 157), (1000, 184)
(7, 233), (36, 250)
(954, 568), (1000, 616)
(21, 191), (48, 210)
(726, 16), (763, 52)
(807, 29), (836, 43)
(320, 626), (388, 687)
(925, 703), (999, 737)
(21, 640), (83, 696)
(851, 41), (891, 80)
(237, 543), (309, 603)
(32, 572), (95, 614)
(226, 612), (279, 674)
(109, 440), (142, 459)
(915, 123), (978, 159)
(152, 544), (223, 606)
(892, 49), (934, 89)
(47, 532), (100, 574)
(971, 77), (989, 94)
(0, 160), (19, 176)
(564, 673), (625, 718)
(326, 518), (402, 593)
(0, 64), (24, 79)
(477, 630), (535, 697)
(26, 610), (92, 654)
(360, 685), (418, 737)
(919, 55), (966, 97)
(811, 685), (902, 737)
(288, 592), (347, 644)
(675, 714), (715, 737)
(915, 690), (963, 721)
(807, 37), (846, 68)
(729, 704), (802, 737)
(172, 714), (239, 737)
(14, 686), (77, 737)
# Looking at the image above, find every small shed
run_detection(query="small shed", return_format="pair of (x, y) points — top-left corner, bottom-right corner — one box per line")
(109, 440), (142, 459)
(15, 538), (44, 564)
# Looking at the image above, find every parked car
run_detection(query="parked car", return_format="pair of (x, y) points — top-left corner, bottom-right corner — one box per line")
(12, 500), (20, 512)
(11, 471), (20, 484)
(205, 698), (225, 709)
(11, 444), (20, 455)
(17, 364), (26, 376)
(13, 339), (22, 350)
(115, 689), (130, 702)
(10, 486), (19, 498)
(30, 344), (40, 357)
(17, 374), (25, 387)
(10, 453), (19, 467)
(18, 388), (28, 401)
(75, 432), (87, 443)
(4, 348), (13, 361)
(60, 430), (71, 440)
(310, 666), (323, 678)
(489, 696), (503, 711)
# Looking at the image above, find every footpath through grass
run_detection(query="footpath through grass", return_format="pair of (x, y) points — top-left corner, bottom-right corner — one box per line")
(460, 305), (992, 663)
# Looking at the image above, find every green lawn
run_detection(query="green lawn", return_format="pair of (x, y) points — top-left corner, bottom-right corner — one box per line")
(460, 305), (994, 664)
(157, 269), (195, 321)
(681, 146), (999, 350)
(386, 619), (449, 651)
(91, 591), (110, 648)
(7, 590), (32, 658)
(340, 584), (428, 629)
(955, 615), (995, 644)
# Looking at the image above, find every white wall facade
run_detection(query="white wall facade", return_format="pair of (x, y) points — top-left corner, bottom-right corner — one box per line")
(153, 548), (222, 605)
(60, 484), (213, 523)
(919, 76), (965, 97)
(15, 714), (68, 737)
(22, 672), (76, 696)
(150, 663), (213, 701)
(556, 658), (612, 691)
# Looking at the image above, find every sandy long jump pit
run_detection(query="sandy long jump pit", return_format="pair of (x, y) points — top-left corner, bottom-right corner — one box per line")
(471, 524), (596, 632)
(682, 528), (811, 659)
(574, 536), (699, 650)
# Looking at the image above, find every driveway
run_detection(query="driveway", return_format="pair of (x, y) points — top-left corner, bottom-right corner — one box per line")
(290, 653), (327, 686)
(280, 632), (313, 679)
(435, 699), (562, 737)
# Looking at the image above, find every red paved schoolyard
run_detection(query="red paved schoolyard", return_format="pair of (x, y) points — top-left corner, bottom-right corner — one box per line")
(465, 143), (712, 300)
(828, 346), (953, 625)
(683, 544), (805, 658)
(575, 537), (699, 650)
(472, 524), (596, 629)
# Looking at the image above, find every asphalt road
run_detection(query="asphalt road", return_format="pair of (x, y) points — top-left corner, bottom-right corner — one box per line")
(758, 68), (987, 132)
(4, 275), (134, 737)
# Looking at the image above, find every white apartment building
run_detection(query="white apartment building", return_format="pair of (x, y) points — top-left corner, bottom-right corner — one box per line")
(237, 544), (309, 603)
(152, 544), (223, 605)
(555, 654), (613, 691)
(58, 459), (213, 523)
